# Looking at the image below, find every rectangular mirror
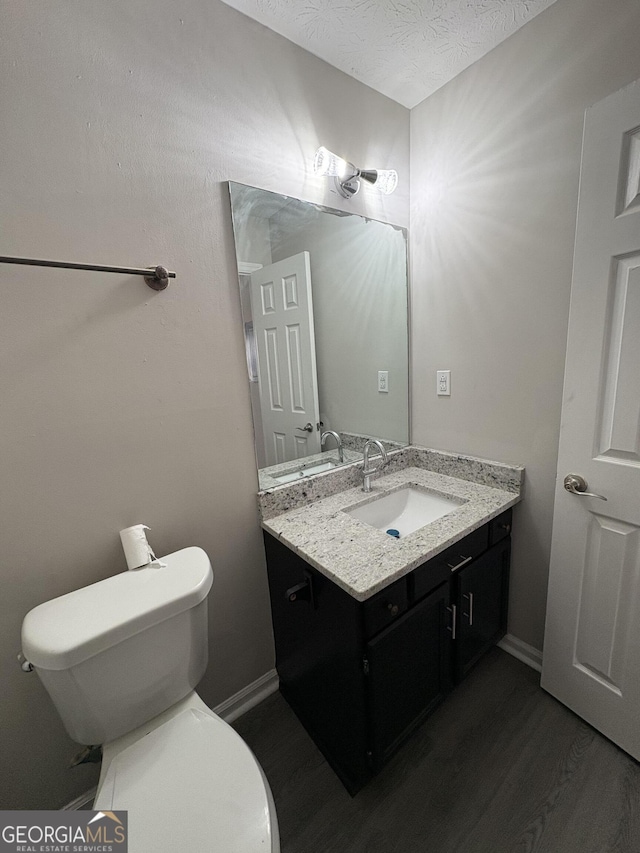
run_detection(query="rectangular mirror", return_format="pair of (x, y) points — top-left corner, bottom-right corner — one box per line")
(228, 182), (409, 490)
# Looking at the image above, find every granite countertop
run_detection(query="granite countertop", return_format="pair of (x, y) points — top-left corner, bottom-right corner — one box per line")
(262, 465), (521, 601)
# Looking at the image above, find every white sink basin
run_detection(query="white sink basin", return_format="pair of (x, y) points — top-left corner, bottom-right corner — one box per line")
(345, 486), (465, 538)
(273, 460), (337, 484)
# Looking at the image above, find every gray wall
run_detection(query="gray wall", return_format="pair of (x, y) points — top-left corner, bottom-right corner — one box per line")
(410, 0), (640, 650)
(0, 1), (409, 809)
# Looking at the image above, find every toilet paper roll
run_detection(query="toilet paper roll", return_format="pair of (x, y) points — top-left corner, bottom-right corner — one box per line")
(120, 524), (156, 570)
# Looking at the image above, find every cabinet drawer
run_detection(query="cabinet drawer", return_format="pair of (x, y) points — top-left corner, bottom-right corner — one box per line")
(412, 525), (488, 601)
(489, 509), (512, 546)
(362, 577), (409, 639)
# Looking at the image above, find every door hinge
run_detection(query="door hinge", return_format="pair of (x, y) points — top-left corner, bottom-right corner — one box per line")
(363, 657), (370, 675)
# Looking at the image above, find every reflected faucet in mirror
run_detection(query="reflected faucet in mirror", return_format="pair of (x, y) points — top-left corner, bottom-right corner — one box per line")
(321, 430), (344, 463)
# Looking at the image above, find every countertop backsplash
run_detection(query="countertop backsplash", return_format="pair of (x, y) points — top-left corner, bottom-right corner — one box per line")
(258, 445), (524, 521)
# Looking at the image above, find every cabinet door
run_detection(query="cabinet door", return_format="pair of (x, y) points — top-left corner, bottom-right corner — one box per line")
(455, 538), (511, 680)
(366, 582), (451, 769)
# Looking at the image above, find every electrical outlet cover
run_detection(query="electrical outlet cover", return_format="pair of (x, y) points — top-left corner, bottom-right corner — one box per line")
(436, 370), (451, 396)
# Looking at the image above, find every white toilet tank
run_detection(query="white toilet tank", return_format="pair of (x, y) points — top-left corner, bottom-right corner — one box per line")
(21, 547), (213, 745)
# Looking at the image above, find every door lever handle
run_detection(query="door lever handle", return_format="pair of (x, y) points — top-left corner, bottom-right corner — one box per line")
(564, 474), (607, 501)
(296, 423), (314, 432)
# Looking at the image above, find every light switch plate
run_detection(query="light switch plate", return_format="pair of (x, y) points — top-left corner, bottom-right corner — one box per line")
(437, 370), (451, 396)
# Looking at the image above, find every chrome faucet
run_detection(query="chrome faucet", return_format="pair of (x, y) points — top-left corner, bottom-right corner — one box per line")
(362, 439), (388, 492)
(321, 430), (344, 463)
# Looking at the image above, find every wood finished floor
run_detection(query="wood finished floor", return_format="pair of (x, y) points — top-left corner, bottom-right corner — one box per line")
(233, 649), (640, 853)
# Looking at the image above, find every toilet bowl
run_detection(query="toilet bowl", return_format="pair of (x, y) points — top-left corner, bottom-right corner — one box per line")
(95, 692), (279, 852)
(21, 547), (279, 853)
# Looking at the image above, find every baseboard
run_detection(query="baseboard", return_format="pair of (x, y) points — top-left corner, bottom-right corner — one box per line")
(213, 668), (280, 724)
(498, 633), (543, 673)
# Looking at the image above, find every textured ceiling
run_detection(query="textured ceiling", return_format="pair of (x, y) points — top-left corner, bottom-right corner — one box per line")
(221, 0), (558, 108)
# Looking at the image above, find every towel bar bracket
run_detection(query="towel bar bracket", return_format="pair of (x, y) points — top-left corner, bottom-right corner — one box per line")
(144, 265), (170, 291)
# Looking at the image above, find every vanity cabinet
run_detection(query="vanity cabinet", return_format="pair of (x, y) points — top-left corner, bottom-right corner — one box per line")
(264, 508), (512, 793)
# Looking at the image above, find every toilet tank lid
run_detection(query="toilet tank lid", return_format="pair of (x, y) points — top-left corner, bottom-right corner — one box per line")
(22, 547), (213, 671)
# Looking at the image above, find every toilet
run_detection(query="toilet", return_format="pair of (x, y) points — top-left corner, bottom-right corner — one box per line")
(21, 546), (280, 853)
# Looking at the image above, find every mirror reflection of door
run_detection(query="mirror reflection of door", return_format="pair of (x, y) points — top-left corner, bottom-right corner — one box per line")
(250, 252), (321, 467)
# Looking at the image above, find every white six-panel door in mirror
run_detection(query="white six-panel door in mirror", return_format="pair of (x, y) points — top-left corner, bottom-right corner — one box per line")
(542, 80), (640, 760)
(250, 252), (321, 466)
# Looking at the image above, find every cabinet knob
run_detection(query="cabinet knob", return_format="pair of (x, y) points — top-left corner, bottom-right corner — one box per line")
(500, 523), (511, 533)
(387, 603), (399, 616)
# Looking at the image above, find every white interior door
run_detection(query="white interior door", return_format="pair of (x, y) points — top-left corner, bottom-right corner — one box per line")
(541, 80), (640, 759)
(250, 252), (321, 467)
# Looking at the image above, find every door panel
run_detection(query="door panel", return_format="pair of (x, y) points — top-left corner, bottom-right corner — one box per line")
(542, 80), (640, 759)
(574, 514), (640, 693)
(596, 255), (640, 463)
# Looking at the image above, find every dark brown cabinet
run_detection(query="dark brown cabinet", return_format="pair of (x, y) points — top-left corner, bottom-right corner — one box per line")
(455, 538), (510, 680)
(264, 508), (512, 793)
(366, 582), (451, 769)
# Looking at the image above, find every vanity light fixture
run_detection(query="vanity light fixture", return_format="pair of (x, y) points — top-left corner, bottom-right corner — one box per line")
(313, 146), (398, 199)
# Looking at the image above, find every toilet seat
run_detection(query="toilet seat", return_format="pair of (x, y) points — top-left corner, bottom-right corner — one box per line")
(94, 706), (277, 852)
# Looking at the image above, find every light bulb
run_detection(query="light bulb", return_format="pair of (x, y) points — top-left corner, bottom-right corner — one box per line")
(373, 170), (398, 195)
(313, 146), (356, 181)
